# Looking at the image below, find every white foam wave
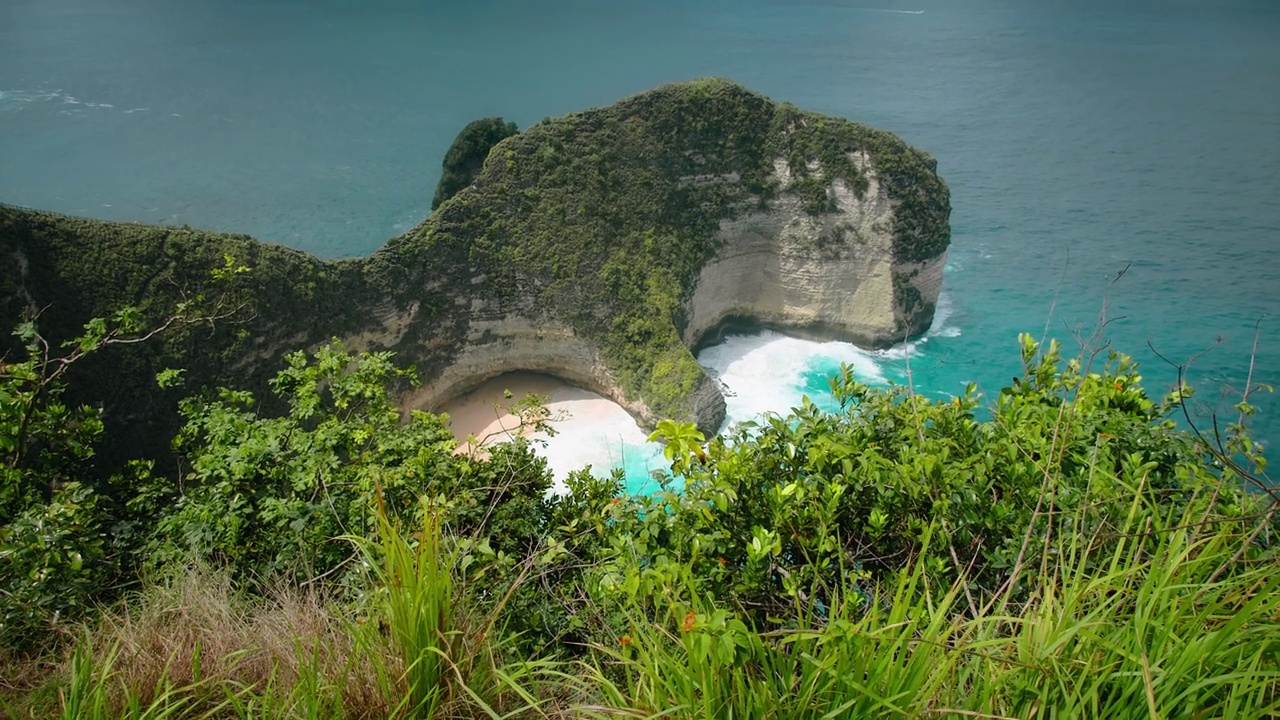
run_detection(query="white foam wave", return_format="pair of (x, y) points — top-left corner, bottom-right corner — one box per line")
(0, 89), (55, 107)
(929, 292), (955, 335)
(1, 88), (127, 114)
(699, 330), (889, 428)
(524, 387), (664, 489)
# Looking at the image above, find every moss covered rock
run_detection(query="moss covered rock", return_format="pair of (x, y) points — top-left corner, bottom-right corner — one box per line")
(0, 79), (950, 459)
(431, 117), (519, 210)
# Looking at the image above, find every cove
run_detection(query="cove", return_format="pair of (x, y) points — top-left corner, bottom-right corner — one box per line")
(494, 296), (962, 495)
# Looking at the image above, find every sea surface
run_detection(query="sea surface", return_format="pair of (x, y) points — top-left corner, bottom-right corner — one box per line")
(4, 0), (1278, 489)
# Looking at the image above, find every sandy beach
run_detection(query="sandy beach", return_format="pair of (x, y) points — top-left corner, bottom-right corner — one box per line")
(433, 373), (665, 485)
(435, 372), (567, 448)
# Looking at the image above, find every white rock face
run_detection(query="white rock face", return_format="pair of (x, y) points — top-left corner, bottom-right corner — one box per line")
(400, 314), (659, 426)
(683, 155), (944, 350)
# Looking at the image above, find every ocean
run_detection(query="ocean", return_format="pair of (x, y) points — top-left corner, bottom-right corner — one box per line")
(3, 0), (1278, 489)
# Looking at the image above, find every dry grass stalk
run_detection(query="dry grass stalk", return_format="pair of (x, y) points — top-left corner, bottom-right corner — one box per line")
(88, 564), (396, 719)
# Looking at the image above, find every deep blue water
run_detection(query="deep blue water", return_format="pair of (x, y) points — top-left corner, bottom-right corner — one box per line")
(3, 0), (1278, 461)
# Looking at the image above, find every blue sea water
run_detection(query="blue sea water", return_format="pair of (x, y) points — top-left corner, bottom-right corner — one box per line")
(3, 0), (1279, 484)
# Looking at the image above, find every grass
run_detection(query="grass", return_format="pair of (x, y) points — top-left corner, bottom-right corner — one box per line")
(13, 487), (1273, 719)
(3, 503), (562, 720)
(345, 495), (558, 719)
(5, 410), (1277, 718)
(947, 488), (1280, 718)
(573, 486), (1278, 719)
(2, 565), (394, 719)
(580, 553), (963, 718)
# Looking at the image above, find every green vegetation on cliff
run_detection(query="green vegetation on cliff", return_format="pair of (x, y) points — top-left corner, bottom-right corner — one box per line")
(2, 80), (951, 454)
(375, 78), (950, 422)
(430, 117), (519, 211)
(0, 204), (376, 471)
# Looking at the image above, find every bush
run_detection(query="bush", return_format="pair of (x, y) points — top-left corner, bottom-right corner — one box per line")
(3, 332), (1277, 717)
(0, 295), (236, 650)
(431, 117), (519, 210)
(591, 334), (1246, 629)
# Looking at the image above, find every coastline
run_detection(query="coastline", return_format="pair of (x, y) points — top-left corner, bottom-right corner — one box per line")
(436, 372), (566, 448)
(434, 372), (665, 488)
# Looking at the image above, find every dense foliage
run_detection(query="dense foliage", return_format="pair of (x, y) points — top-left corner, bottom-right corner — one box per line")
(2, 286), (1276, 716)
(0, 262), (256, 648)
(430, 118), (519, 211)
(0, 326), (563, 652)
(602, 338), (1240, 623)
(0, 204), (370, 471)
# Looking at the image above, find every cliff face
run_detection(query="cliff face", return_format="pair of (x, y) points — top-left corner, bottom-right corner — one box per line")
(684, 155), (944, 352)
(0, 79), (950, 454)
(379, 80), (951, 432)
(398, 316), (657, 424)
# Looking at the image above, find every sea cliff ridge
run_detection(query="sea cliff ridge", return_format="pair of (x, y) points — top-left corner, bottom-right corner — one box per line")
(0, 79), (950, 455)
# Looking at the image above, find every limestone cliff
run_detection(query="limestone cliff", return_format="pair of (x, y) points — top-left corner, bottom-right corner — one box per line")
(684, 155), (945, 352)
(0, 79), (950, 459)
(375, 79), (950, 432)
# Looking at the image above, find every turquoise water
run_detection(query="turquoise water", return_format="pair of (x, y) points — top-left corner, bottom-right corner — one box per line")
(4, 0), (1278, 467)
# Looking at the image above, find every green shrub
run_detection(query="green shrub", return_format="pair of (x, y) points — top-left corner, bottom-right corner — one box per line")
(147, 340), (557, 587)
(592, 334), (1238, 630)
(3, 331), (1277, 716)
(0, 282), (243, 650)
(431, 117), (519, 210)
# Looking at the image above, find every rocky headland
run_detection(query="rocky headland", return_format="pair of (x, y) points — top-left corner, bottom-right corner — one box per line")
(0, 79), (950, 462)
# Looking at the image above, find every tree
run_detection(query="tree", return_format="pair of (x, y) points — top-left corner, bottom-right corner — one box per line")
(0, 256), (248, 649)
(431, 117), (519, 210)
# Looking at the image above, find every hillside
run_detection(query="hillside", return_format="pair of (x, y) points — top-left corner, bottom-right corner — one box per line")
(0, 79), (950, 462)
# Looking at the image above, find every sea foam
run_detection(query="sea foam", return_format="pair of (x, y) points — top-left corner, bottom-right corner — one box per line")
(699, 330), (889, 428)
(529, 311), (965, 489)
(517, 386), (666, 494)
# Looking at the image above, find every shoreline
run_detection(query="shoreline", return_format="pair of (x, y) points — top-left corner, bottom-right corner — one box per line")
(432, 372), (664, 487)
(435, 372), (567, 448)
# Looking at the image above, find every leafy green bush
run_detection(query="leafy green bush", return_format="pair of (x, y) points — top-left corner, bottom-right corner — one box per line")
(431, 117), (519, 210)
(0, 289), (240, 650)
(147, 340), (557, 587)
(1, 482), (107, 649)
(3, 329), (1276, 716)
(590, 334), (1243, 631)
